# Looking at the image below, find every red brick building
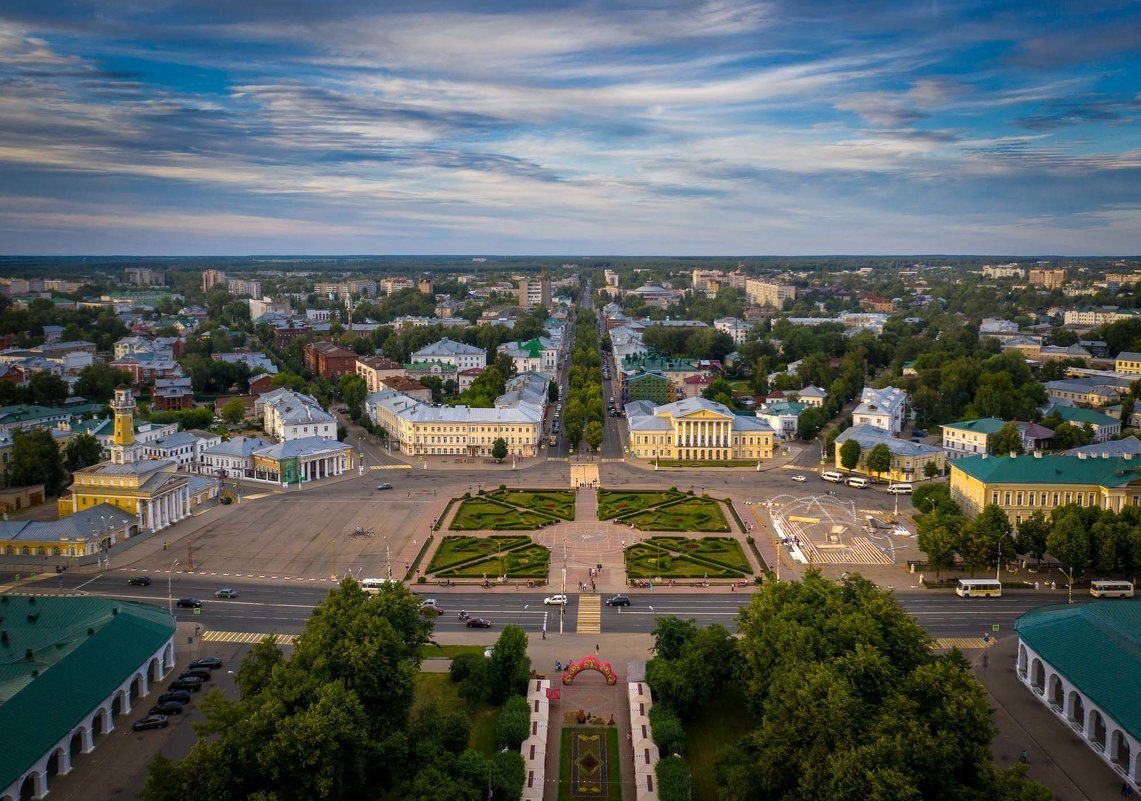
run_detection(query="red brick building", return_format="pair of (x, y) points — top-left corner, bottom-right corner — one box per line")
(304, 341), (359, 380)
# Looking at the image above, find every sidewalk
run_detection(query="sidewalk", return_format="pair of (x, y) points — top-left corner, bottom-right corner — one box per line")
(974, 637), (1124, 800)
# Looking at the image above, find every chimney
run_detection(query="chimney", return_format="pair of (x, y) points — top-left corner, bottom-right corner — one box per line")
(1033, 451), (1042, 458)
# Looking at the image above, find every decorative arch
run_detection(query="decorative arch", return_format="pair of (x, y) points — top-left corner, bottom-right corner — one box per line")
(562, 655), (618, 686)
(1030, 658), (1045, 693)
(1067, 691), (1084, 725)
(1048, 673), (1064, 710)
(1017, 644), (1028, 677)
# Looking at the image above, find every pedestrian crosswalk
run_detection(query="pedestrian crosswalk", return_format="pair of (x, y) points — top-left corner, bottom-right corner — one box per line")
(369, 464), (413, 470)
(576, 594), (601, 634)
(201, 631), (298, 645)
(933, 637), (991, 650)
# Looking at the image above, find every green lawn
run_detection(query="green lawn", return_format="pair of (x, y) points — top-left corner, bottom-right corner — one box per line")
(414, 673), (501, 755)
(438, 543), (550, 579)
(623, 498), (730, 532)
(449, 497), (558, 530)
(493, 489), (577, 520)
(426, 535), (533, 572)
(419, 643), (488, 660)
(625, 536), (750, 578)
(597, 489), (683, 519)
(558, 727), (621, 801)
(683, 684), (757, 801)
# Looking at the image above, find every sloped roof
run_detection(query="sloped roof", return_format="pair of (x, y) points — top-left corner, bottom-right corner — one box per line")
(0, 598), (174, 791)
(952, 453), (1141, 487)
(835, 424), (942, 457)
(942, 417), (1007, 435)
(1044, 405), (1120, 427)
(1016, 603), (1141, 739)
(255, 436), (351, 460)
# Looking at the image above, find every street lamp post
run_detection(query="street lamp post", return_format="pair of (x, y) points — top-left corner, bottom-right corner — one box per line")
(995, 532), (1009, 583)
(167, 559), (180, 615)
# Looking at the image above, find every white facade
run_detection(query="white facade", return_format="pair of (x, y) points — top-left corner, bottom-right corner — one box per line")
(714, 317), (751, 345)
(258, 389), (336, 441)
(852, 386), (908, 434)
(411, 338), (487, 370)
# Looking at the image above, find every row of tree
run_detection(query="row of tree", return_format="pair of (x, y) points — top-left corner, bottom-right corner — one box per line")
(649, 573), (1050, 801)
(562, 309), (605, 452)
(917, 484), (1141, 580)
(141, 579), (530, 801)
(2, 428), (104, 494)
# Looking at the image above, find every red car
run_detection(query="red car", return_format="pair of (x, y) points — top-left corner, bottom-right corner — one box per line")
(465, 617), (492, 628)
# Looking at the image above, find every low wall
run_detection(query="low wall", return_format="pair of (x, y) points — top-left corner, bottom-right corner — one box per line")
(521, 678), (551, 801)
(628, 681), (659, 801)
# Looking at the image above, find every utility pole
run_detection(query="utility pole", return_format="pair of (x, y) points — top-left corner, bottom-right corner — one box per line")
(332, 540), (337, 580)
(186, 541), (194, 572)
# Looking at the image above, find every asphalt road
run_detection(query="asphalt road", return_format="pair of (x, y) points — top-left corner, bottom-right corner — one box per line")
(41, 572), (1100, 640)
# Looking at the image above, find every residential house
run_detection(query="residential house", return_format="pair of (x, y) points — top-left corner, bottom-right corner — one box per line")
(355, 355), (404, 393)
(756, 401), (806, 441)
(303, 341), (358, 380)
(201, 436), (274, 478)
(411, 338), (486, 370)
(258, 389), (336, 441)
(151, 377), (194, 411)
(835, 424), (944, 482)
(1042, 405), (1121, 443)
(794, 386), (827, 408)
(852, 386), (908, 434)
(378, 375), (432, 403)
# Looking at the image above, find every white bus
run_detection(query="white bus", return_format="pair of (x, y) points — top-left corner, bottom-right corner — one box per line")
(360, 577), (397, 594)
(1090, 580), (1135, 599)
(821, 471), (844, 483)
(955, 578), (1003, 598)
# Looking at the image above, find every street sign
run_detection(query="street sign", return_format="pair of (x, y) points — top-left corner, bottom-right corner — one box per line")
(193, 607), (201, 615)
(992, 624), (1000, 632)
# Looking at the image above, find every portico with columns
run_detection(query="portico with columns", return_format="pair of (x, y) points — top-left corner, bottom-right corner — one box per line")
(251, 435), (354, 485)
(627, 397), (775, 462)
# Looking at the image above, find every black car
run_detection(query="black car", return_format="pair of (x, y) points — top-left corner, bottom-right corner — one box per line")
(376, 483), (393, 490)
(190, 656), (223, 670)
(175, 598), (202, 608)
(604, 595), (631, 607)
(127, 576), (151, 586)
(169, 677), (203, 692)
(149, 701), (184, 716)
(465, 617), (492, 628)
(132, 714), (168, 731)
(157, 690), (191, 705)
(179, 668), (212, 682)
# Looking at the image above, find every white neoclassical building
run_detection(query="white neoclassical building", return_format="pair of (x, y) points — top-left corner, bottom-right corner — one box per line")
(0, 598), (175, 801)
(1015, 603), (1140, 791)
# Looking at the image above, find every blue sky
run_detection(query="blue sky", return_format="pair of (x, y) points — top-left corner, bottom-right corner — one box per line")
(0, 0), (1138, 255)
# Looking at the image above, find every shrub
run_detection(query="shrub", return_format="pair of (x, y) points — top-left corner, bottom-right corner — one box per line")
(449, 652), (486, 683)
(649, 705), (686, 756)
(655, 755), (691, 801)
(496, 695), (532, 750)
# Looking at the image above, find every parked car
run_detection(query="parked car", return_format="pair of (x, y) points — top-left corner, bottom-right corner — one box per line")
(377, 483), (393, 490)
(127, 576), (151, 586)
(791, 475), (807, 482)
(604, 595), (631, 607)
(214, 588), (238, 599)
(169, 677), (203, 692)
(157, 690), (191, 705)
(175, 598), (201, 609)
(180, 668), (212, 682)
(544, 594), (568, 605)
(132, 714), (168, 731)
(189, 656), (223, 670)
(149, 701), (184, 716)
(465, 617), (492, 628)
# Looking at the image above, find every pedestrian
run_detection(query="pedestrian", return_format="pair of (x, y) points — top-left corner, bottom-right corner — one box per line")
(731, 583), (735, 592)
(595, 643), (599, 654)
(1019, 750), (1029, 765)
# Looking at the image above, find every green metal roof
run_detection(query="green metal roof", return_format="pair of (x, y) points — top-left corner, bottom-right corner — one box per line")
(1046, 405), (1119, 427)
(941, 417), (1007, 434)
(952, 453), (1141, 487)
(1015, 603), (1141, 740)
(0, 597), (174, 790)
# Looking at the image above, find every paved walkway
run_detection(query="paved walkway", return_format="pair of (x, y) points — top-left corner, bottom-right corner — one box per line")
(974, 636), (1126, 800)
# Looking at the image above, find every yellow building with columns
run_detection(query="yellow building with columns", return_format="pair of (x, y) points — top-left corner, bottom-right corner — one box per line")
(626, 397), (775, 462)
(57, 387), (192, 533)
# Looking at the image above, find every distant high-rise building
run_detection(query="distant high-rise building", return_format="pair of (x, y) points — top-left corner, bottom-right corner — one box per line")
(202, 269), (227, 292)
(519, 274), (552, 308)
(1028, 268), (1066, 289)
(125, 267), (164, 287)
(315, 280), (378, 300)
(226, 278), (262, 298)
(745, 279), (796, 308)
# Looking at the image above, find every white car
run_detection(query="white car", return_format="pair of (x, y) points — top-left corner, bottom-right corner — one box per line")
(791, 475), (807, 482)
(544, 594), (568, 606)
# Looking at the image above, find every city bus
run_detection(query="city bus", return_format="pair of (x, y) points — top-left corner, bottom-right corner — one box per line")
(360, 577), (397, 595)
(1090, 580), (1135, 599)
(955, 578), (1003, 598)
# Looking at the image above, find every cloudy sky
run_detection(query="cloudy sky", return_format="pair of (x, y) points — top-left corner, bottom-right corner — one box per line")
(0, 0), (1138, 255)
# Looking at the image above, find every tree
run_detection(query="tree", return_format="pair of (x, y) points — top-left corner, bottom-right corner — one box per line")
(235, 634), (284, 700)
(923, 460), (939, 479)
(491, 750), (526, 801)
(916, 512), (961, 580)
(221, 397), (248, 425)
(339, 374), (368, 416)
(65, 433), (104, 470)
(548, 382), (559, 403)
(1016, 511), (1050, 569)
(491, 438), (508, 461)
(960, 505), (1013, 575)
(865, 443), (892, 482)
(585, 421), (603, 452)
(26, 372), (68, 406)
(9, 428), (67, 493)
(74, 362), (134, 404)
(496, 695), (531, 750)
(991, 422), (1023, 456)
(1047, 509), (1091, 579)
(656, 755), (691, 801)
(797, 406), (828, 440)
(488, 625), (530, 704)
(839, 439), (862, 472)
